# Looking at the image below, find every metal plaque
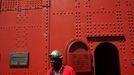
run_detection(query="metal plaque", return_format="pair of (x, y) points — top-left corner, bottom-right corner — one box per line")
(10, 52), (29, 68)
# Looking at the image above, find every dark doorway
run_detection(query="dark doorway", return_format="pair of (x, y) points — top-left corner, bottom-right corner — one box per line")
(95, 42), (120, 75)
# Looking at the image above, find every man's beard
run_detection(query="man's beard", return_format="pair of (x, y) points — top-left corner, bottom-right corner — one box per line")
(53, 59), (62, 70)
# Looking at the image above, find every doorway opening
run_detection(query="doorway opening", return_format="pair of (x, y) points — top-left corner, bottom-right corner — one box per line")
(95, 42), (120, 75)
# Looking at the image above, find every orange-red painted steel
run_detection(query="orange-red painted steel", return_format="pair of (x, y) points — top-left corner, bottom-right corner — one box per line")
(0, 0), (134, 75)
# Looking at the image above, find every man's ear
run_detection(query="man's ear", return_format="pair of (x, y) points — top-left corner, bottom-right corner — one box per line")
(60, 56), (63, 59)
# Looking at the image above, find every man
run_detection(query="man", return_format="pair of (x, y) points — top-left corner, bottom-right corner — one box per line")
(47, 50), (76, 75)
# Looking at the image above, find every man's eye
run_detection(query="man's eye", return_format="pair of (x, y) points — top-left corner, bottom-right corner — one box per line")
(51, 58), (55, 60)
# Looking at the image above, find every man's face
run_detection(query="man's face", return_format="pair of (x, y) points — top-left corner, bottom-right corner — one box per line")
(50, 58), (62, 69)
(50, 58), (57, 67)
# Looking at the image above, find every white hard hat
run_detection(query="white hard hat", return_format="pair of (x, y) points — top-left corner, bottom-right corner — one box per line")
(49, 50), (63, 59)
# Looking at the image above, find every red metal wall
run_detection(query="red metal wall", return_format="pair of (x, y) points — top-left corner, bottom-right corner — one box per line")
(0, 0), (50, 75)
(0, 0), (134, 75)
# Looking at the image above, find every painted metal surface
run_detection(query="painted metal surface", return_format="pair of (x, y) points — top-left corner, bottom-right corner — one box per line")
(0, 0), (134, 75)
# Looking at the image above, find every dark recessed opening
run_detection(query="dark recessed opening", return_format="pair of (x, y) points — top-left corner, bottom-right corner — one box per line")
(95, 42), (120, 75)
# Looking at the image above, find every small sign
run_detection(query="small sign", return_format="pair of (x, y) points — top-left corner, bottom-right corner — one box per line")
(10, 52), (29, 68)
(68, 53), (91, 72)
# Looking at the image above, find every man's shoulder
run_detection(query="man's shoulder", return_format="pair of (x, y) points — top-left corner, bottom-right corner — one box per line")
(47, 67), (53, 74)
(48, 67), (53, 71)
(63, 65), (76, 75)
(64, 65), (74, 70)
